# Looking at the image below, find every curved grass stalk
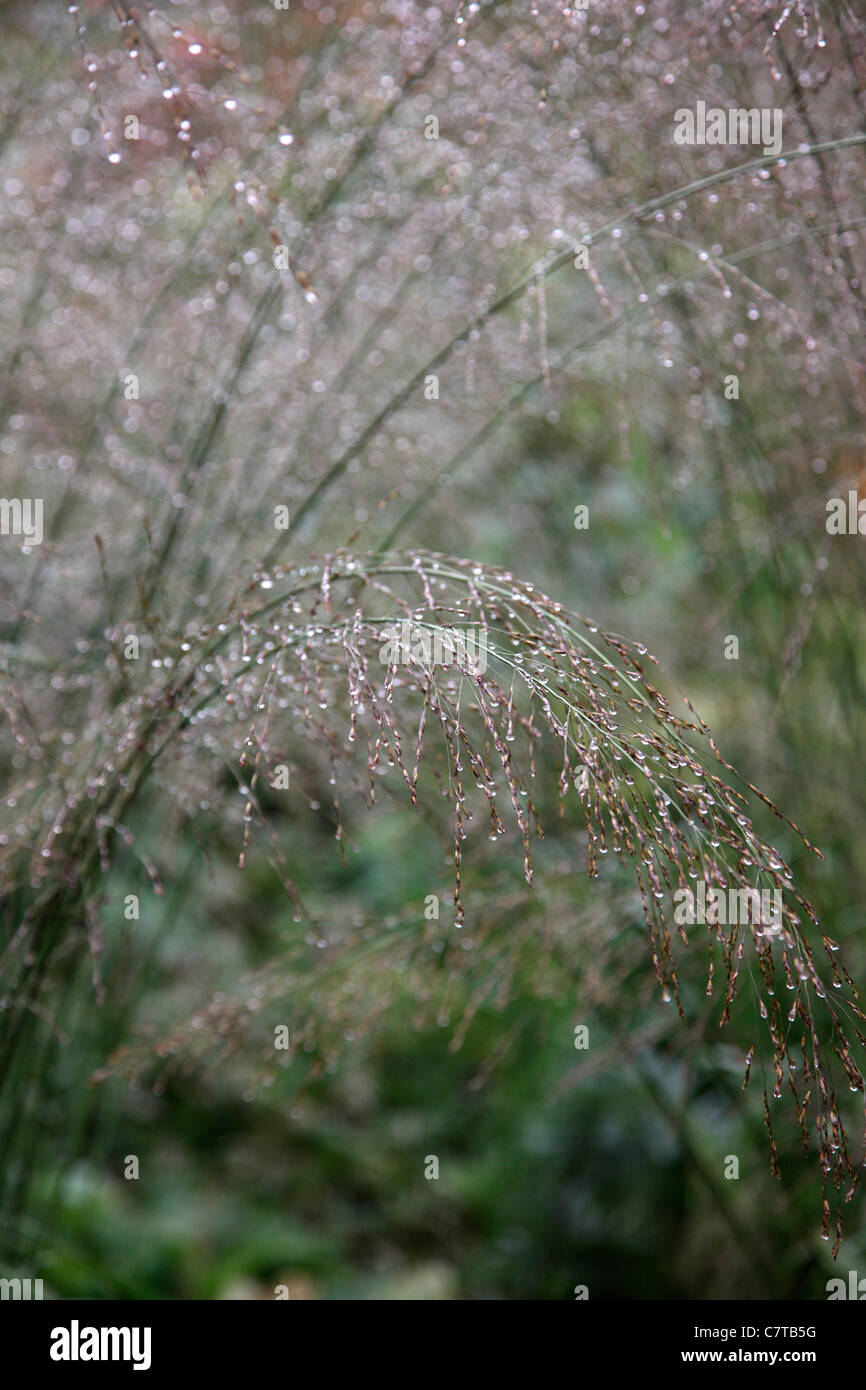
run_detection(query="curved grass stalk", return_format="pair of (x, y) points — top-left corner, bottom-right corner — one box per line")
(4, 549), (861, 1244)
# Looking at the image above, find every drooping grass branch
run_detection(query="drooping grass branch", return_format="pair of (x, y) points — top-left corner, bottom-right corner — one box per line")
(4, 550), (860, 1242)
